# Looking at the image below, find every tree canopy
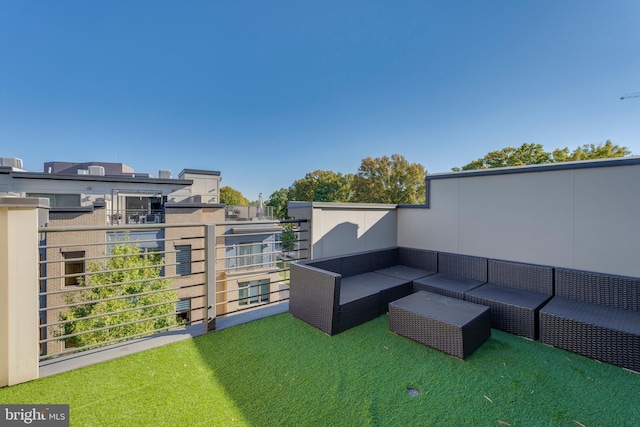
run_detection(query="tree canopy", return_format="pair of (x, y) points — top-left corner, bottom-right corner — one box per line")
(291, 170), (353, 203)
(59, 243), (181, 349)
(351, 154), (426, 204)
(453, 140), (630, 171)
(266, 187), (293, 220)
(286, 155), (426, 205)
(220, 186), (249, 206)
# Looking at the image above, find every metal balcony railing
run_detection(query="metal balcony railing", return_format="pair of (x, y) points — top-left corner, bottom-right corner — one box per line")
(37, 219), (308, 361)
(108, 209), (165, 225)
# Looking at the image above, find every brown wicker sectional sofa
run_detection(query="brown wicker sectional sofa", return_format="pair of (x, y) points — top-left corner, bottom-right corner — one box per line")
(289, 247), (437, 335)
(290, 248), (640, 372)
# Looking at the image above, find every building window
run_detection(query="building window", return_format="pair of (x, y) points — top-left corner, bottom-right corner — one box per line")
(27, 193), (81, 207)
(177, 298), (191, 323)
(176, 245), (192, 275)
(238, 243), (263, 269)
(63, 251), (85, 286)
(238, 279), (270, 305)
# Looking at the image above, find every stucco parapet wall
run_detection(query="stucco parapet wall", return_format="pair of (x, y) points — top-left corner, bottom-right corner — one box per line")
(0, 196), (50, 209)
(178, 168), (221, 176)
(427, 156), (640, 180)
(288, 201), (397, 210)
(0, 167), (192, 185)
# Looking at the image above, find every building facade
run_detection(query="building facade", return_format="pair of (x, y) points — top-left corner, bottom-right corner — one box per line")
(1, 158), (284, 357)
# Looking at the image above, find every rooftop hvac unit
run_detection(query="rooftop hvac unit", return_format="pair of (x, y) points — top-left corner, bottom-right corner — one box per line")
(77, 169), (89, 175)
(88, 165), (105, 176)
(1, 157), (23, 169)
(159, 170), (172, 179)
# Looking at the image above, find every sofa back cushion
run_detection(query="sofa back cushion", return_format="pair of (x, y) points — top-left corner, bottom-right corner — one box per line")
(555, 268), (640, 312)
(438, 252), (488, 282)
(489, 260), (553, 295)
(308, 257), (342, 275)
(399, 247), (437, 272)
(339, 252), (373, 277)
(371, 247), (399, 270)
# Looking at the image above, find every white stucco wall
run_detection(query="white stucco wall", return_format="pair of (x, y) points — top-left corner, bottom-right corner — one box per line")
(288, 202), (397, 259)
(398, 158), (640, 277)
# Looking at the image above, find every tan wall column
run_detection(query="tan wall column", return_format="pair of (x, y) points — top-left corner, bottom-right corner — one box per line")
(0, 197), (47, 386)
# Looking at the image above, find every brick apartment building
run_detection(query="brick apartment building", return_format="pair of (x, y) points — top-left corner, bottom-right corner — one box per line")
(1, 158), (283, 356)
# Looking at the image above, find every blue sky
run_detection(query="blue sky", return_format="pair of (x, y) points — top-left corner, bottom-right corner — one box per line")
(1, 1), (639, 201)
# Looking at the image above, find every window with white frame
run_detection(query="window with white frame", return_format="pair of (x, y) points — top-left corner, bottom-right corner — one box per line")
(238, 243), (263, 269)
(238, 279), (270, 305)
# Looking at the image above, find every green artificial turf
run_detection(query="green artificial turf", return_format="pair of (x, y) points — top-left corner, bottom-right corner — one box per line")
(1, 313), (639, 426)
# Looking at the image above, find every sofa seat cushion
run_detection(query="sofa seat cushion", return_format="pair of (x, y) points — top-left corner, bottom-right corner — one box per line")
(413, 274), (484, 299)
(466, 284), (551, 310)
(340, 272), (408, 305)
(374, 265), (436, 281)
(541, 297), (640, 335)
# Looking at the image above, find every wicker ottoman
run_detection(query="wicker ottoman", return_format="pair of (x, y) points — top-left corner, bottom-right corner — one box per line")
(389, 291), (491, 359)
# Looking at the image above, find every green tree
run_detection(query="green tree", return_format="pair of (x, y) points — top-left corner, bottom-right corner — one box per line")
(279, 223), (297, 253)
(267, 187), (293, 220)
(456, 143), (552, 171)
(59, 243), (181, 349)
(220, 186), (249, 206)
(291, 170), (353, 202)
(454, 141), (630, 171)
(351, 154), (426, 204)
(561, 140), (630, 161)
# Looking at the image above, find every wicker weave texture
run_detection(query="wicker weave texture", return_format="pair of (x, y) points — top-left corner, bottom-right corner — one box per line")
(540, 308), (640, 372)
(339, 293), (380, 333)
(307, 257), (342, 275)
(389, 299), (490, 360)
(489, 260), (553, 294)
(413, 281), (467, 300)
(465, 294), (539, 339)
(371, 248), (399, 271)
(555, 268), (640, 311)
(289, 263), (341, 335)
(438, 252), (488, 282)
(378, 282), (413, 315)
(340, 252), (373, 278)
(541, 269), (640, 371)
(399, 247), (438, 271)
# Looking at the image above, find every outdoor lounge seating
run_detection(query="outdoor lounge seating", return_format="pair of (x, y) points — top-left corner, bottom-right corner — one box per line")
(290, 248), (640, 372)
(539, 267), (640, 372)
(289, 247), (437, 335)
(465, 260), (553, 340)
(389, 290), (491, 359)
(412, 252), (487, 299)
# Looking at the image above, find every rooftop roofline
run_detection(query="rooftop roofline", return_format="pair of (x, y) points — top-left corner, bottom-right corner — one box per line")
(179, 169), (221, 177)
(424, 156), (640, 209)
(427, 156), (640, 180)
(165, 202), (226, 209)
(288, 201), (397, 210)
(0, 167), (192, 185)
